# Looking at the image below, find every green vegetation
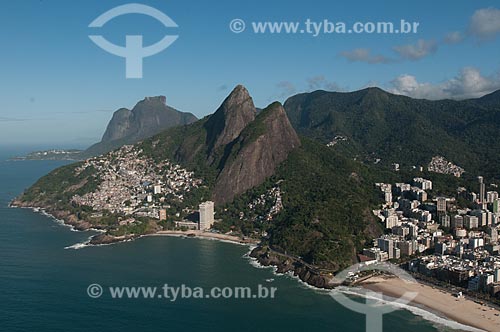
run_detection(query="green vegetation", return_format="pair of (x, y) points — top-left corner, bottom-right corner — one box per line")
(285, 88), (500, 180)
(110, 219), (158, 236)
(139, 118), (218, 186)
(21, 163), (101, 213)
(216, 138), (391, 271)
(18, 87), (500, 273)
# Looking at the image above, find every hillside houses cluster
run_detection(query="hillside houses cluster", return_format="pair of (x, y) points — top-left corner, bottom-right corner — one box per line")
(72, 145), (202, 219)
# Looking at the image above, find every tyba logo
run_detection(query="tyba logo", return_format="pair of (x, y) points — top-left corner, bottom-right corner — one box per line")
(88, 3), (178, 78)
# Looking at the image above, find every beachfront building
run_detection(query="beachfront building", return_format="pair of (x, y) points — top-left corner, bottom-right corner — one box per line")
(199, 201), (215, 231)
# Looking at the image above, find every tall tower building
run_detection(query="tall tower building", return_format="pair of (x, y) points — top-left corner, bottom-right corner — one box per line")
(199, 201), (215, 231)
(377, 238), (394, 259)
(478, 176), (485, 206)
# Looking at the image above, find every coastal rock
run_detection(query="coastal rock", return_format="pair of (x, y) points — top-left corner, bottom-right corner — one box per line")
(10, 200), (93, 231)
(89, 234), (135, 245)
(249, 246), (334, 289)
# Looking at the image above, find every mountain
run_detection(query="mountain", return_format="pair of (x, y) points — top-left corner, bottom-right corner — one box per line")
(472, 89), (500, 109)
(14, 84), (302, 209)
(139, 85), (300, 204)
(211, 101), (300, 203)
(284, 87), (500, 179)
(20, 85), (500, 276)
(218, 136), (388, 271)
(12, 85), (416, 276)
(83, 96), (197, 157)
(205, 85), (256, 156)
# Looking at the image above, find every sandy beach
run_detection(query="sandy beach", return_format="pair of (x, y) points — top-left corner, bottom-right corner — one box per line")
(150, 230), (260, 245)
(359, 275), (500, 332)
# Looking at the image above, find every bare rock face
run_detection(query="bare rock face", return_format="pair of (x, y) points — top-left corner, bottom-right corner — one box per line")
(138, 85), (300, 206)
(85, 96), (197, 157)
(205, 85), (256, 158)
(100, 108), (134, 142)
(127, 96), (196, 141)
(212, 101), (300, 204)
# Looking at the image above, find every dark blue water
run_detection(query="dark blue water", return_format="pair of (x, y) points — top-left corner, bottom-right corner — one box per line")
(0, 149), (455, 332)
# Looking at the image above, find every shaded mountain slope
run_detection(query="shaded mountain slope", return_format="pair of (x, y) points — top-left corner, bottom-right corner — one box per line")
(84, 96), (197, 157)
(284, 87), (500, 178)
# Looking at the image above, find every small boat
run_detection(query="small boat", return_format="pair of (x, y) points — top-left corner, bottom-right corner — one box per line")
(265, 278), (274, 283)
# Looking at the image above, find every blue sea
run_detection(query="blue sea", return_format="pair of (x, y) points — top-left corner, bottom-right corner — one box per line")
(0, 148), (472, 332)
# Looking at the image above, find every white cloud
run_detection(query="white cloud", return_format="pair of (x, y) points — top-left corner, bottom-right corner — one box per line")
(389, 67), (500, 100)
(275, 81), (297, 99)
(389, 75), (446, 99)
(469, 7), (500, 40)
(393, 39), (438, 60)
(307, 76), (344, 91)
(339, 48), (393, 64)
(443, 31), (464, 44)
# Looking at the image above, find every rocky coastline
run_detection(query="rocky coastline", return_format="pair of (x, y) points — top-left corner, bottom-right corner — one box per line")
(11, 199), (337, 289)
(8, 199), (135, 245)
(10, 199), (93, 230)
(249, 246), (338, 289)
(9, 199), (252, 247)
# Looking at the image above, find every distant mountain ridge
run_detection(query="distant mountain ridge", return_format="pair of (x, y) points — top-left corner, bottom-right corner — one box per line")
(83, 96), (197, 157)
(284, 87), (500, 179)
(472, 89), (500, 109)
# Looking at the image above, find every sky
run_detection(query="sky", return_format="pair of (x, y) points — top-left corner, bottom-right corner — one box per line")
(1, 0), (499, 148)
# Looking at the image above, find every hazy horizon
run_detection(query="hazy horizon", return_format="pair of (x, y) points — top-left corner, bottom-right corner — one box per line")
(1, 0), (499, 146)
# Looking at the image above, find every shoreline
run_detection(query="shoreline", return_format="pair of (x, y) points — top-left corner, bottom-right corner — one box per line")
(249, 246), (338, 289)
(149, 230), (260, 246)
(358, 275), (500, 332)
(9, 204), (104, 234)
(10, 203), (259, 248)
(10, 202), (500, 331)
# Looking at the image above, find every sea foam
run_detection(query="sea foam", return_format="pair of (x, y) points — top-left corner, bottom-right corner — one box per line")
(331, 286), (486, 332)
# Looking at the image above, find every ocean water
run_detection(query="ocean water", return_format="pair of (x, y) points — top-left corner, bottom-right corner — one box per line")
(0, 149), (469, 332)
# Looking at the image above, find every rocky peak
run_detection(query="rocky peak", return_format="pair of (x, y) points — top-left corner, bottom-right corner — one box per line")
(205, 85), (256, 153)
(101, 108), (133, 142)
(84, 95), (197, 157)
(212, 101), (301, 204)
(139, 96), (167, 106)
(132, 96), (169, 116)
